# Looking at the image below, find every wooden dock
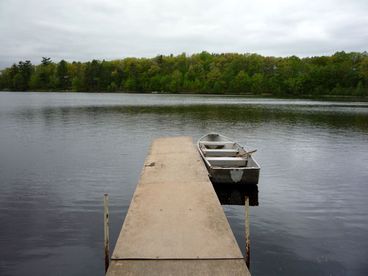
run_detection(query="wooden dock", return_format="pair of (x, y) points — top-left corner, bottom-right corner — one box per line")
(106, 137), (250, 275)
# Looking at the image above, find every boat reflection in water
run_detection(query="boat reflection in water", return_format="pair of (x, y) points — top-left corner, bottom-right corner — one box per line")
(212, 183), (259, 206)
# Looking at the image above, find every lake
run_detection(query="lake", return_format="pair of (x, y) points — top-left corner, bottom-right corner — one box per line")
(0, 92), (367, 276)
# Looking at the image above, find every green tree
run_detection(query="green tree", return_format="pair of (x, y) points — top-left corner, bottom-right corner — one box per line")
(233, 71), (251, 94)
(251, 73), (264, 94)
(41, 57), (52, 66)
(83, 60), (101, 91)
(168, 70), (183, 92)
(56, 60), (70, 90)
(29, 58), (55, 90)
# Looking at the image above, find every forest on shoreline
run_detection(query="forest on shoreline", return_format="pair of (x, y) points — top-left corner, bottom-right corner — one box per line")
(0, 51), (367, 97)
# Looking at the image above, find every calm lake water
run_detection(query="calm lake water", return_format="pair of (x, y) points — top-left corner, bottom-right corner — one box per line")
(0, 92), (367, 276)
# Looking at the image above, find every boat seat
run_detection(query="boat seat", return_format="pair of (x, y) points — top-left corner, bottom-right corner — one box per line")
(199, 141), (235, 149)
(203, 149), (239, 157)
(206, 157), (246, 167)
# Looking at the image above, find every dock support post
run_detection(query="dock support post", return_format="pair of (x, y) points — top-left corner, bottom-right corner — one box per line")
(245, 196), (250, 269)
(104, 194), (110, 273)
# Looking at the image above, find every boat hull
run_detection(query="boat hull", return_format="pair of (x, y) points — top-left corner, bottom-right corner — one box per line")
(207, 166), (260, 185)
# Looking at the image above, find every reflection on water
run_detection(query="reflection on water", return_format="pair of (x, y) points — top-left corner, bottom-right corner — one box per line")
(214, 184), (259, 206)
(0, 92), (367, 276)
(9, 103), (368, 133)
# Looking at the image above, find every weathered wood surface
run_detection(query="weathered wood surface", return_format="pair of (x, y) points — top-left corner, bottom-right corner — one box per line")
(107, 137), (249, 275)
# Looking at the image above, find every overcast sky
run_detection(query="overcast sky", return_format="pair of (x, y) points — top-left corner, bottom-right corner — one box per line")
(0, 0), (367, 68)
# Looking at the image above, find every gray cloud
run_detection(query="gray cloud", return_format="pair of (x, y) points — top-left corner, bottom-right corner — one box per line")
(0, 0), (367, 68)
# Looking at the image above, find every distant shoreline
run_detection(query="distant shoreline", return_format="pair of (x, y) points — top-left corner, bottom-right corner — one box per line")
(1, 90), (367, 102)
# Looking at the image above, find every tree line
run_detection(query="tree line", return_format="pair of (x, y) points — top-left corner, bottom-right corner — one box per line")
(0, 51), (367, 97)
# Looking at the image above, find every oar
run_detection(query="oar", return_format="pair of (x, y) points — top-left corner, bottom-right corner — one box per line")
(242, 149), (257, 157)
(242, 149), (257, 167)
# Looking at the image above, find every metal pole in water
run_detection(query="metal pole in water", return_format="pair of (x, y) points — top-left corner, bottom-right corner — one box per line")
(245, 196), (250, 269)
(104, 193), (110, 273)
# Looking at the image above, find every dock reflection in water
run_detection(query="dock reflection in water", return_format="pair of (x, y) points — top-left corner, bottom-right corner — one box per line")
(213, 184), (259, 206)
